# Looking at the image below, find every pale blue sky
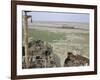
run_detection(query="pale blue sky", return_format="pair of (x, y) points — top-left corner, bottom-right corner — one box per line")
(23, 11), (89, 23)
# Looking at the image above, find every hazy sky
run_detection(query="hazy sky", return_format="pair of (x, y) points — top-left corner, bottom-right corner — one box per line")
(23, 11), (89, 23)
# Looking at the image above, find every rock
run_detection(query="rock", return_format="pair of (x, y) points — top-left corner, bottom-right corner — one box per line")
(64, 52), (89, 67)
(22, 40), (57, 68)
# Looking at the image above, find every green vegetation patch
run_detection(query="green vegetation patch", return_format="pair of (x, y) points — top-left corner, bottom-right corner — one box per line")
(28, 29), (66, 42)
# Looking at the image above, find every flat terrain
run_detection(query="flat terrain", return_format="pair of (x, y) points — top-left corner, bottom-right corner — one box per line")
(22, 22), (89, 67)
